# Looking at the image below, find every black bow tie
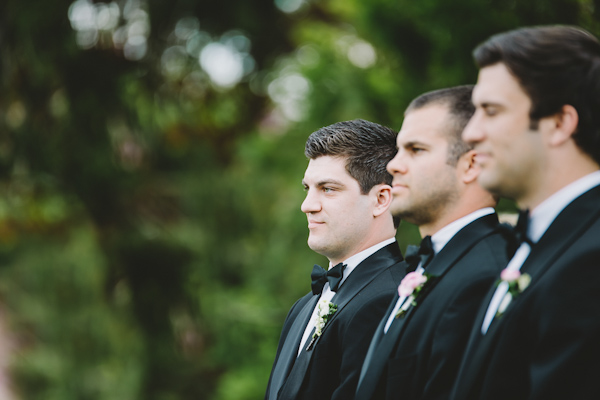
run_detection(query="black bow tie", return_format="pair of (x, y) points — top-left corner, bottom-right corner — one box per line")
(497, 209), (533, 258)
(404, 235), (434, 273)
(311, 263), (346, 295)
(513, 209), (532, 245)
(499, 209), (532, 252)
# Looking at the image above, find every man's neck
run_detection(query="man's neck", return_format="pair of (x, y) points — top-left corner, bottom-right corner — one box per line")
(419, 202), (495, 237)
(524, 171), (600, 243)
(520, 153), (599, 210)
(423, 208), (495, 254)
(327, 236), (396, 267)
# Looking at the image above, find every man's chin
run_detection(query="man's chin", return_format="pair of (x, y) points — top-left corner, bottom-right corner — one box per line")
(477, 170), (501, 193)
(307, 239), (324, 253)
(308, 240), (337, 259)
(389, 202), (408, 219)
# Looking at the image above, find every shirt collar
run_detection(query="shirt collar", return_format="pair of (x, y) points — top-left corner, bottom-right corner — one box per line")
(431, 207), (495, 254)
(528, 170), (600, 243)
(329, 237), (397, 287)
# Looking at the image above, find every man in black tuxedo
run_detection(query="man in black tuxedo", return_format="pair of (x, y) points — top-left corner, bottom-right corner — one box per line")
(265, 119), (405, 400)
(451, 26), (600, 400)
(355, 86), (510, 400)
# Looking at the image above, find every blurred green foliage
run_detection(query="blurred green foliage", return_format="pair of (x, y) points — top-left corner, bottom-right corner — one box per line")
(0, 0), (598, 398)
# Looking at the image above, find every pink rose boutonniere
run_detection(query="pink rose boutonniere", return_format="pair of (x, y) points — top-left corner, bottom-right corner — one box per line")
(395, 272), (435, 318)
(496, 268), (531, 317)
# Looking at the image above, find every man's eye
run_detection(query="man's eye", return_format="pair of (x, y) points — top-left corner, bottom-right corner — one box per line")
(484, 107), (498, 116)
(323, 187), (334, 193)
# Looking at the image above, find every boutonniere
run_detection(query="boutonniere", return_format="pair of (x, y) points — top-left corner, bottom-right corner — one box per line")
(395, 272), (436, 318)
(496, 269), (531, 318)
(306, 298), (338, 350)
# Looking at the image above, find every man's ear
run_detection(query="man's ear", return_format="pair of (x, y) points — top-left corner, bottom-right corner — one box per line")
(547, 104), (579, 146)
(372, 184), (393, 217)
(457, 149), (480, 184)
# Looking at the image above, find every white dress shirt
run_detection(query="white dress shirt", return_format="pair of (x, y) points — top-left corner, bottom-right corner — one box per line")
(297, 237), (397, 356)
(480, 170), (600, 334)
(383, 207), (495, 333)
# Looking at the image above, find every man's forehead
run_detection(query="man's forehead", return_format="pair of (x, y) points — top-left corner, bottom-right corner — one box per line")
(398, 104), (449, 141)
(304, 156), (349, 178)
(473, 63), (527, 104)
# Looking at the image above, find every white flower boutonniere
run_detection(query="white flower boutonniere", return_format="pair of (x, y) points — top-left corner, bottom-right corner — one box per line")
(496, 269), (531, 318)
(395, 272), (435, 318)
(306, 298), (338, 350)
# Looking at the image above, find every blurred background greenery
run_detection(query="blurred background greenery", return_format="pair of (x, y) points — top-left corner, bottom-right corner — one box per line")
(0, 0), (597, 398)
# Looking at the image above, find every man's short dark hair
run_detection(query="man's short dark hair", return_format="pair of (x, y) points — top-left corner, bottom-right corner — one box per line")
(305, 119), (398, 194)
(405, 85), (475, 165)
(305, 119), (400, 227)
(473, 25), (600, 164)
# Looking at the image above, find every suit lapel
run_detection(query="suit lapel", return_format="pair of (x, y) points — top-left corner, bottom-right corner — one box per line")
(387, 214), (500, 344)
(278, 331), (315, 400)
(268, 294), (319, 400)
(356, 214), (499, 400)
(426, 213), (499, 278)
(355, 291), (410, 398)
(312, 242), (403, 343)
(451, 274), (499, 398)
(335, 243), (403, 304)
(278, 242), (402, 399)
(357, 291), (403, 387)
(455, 186), (600, 398)
(486, 185), (600, 337)
(520, 185), (600, 276)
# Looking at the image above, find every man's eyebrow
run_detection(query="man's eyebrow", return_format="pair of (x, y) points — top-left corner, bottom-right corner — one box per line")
(316, 179), (345, 187)
(302, 179), (346, 187)
(401, 140), (428, 148)
(478, 101), (504, 108)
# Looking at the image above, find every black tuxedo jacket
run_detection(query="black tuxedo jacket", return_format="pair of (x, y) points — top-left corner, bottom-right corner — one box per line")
(451, 185), (600, 400)
(264, 242), (404, 400)
(355, 213), (510, 400)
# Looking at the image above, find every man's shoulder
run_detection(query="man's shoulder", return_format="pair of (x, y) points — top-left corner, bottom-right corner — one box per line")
(359, 261), (404, 293)
(361, 240), (403, 266)
(449, 227), (509, 273)
(368, 258), (405, 285)
(342, 242), (404, 288)
(434, 214), (509, 269)
(340, 260), (404, 315)
(350, 250), (405, 292)
(445, 212), (505, 247)
(530, 185), (600, 263)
